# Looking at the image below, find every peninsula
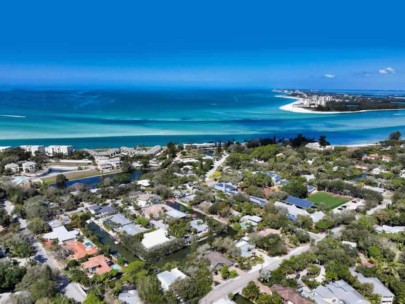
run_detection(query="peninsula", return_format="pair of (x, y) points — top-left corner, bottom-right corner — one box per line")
(278, 89), (405, 114)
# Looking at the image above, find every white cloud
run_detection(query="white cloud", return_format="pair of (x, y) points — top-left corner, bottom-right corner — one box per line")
(323, 74), (336, 79)
(378, 67), (395, 74)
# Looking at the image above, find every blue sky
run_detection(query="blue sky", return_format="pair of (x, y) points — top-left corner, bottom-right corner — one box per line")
(0, 0), (404, 89)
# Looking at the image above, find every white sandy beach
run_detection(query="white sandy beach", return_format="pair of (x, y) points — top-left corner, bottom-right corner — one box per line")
(277, 95), (405, 115)
(277, 95), (352, 114)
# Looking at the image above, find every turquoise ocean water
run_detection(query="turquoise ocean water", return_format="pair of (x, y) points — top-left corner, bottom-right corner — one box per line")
(0, 89), (404, 148)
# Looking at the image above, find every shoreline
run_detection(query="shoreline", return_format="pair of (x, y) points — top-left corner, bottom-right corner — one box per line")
(277, 95), (405, 115)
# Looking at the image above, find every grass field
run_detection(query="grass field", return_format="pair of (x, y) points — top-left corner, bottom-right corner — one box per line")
(308, 191), (351, 211)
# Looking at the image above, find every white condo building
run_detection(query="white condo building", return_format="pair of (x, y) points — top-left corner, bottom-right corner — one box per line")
(20, 145), (45, 156)
(45, 145), (73, 156)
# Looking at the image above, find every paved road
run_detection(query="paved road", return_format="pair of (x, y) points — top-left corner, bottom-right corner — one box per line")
(205, 153), (228, 184)
(200, 245), (311, 304)
(367, 198), (391, 215)
(4, 200), (61, 270)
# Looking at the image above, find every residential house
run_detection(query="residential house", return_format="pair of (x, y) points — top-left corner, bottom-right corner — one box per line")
(285, 196), (314, 209)
(121, 224), (147, 236)
(166, 209), (187, 219)
(157, 268), (187, 291)
(11, 176), (31, 187)
(97, 205), (118, 216)
(381, 155), (392, 163)
(43, 226), (79, 243)
(141, 229), (171, 249)
(190, 219), (209, 234)
(204, 252), (233, 271)
(118, 290), (143, 304)
(235, 240), (255, 258)
(302, 280), (370, 304)
(350, 269), (394, 304)
(362, 153), (379, 161)
(4, 163), (19, 173)
(82, 255), (114, 275)
(249, 196), (268, 207)
(240, 215), (262, 227)
(374, 225), (405, 234)
(275, 201), (325, 223)
(271, 285), (313, 304)
(305, 142), (334, 151)
(65, 241), (98, 260)
(22, 161), (36, 173)
(214, 182), (238, 194)
(107, 213), (132, 228)
(264, 172), (283, 185)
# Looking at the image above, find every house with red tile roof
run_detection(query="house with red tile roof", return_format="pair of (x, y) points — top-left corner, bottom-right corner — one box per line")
(65, 241), (99, 260)
(270, 285), (313, 304)
(81, 255), (114, 275)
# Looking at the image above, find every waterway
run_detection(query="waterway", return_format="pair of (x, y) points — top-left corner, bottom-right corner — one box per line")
(86, 200), (237, 268)
(51, 170), (142, 188)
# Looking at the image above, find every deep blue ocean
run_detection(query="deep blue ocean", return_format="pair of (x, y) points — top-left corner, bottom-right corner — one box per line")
(0, 89), (405, 148)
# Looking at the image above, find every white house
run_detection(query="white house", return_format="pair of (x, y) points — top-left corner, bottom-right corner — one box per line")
(46, 145), (73, 156)
(350, 269), (394, 304)
(20, 145), (45, 156)
(375, 225), (405, 234)
(5, 163), (20, 173)
(22, 161), (36, 173)
(43, 226), (79, 243)
(305, 142), (334, 151)
(141, 229), (171, 249)
(157, 268), (186, 291)
(240, 215), (262, 227)
(95, 156), (121, 171)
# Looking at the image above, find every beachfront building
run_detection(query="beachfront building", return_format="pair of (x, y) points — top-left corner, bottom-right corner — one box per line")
(0, 146), (12, 153)
(20, 145), (45, 156)
(85, 148), (120, 157)
(46, 145), (73, 156)
(4, 163), (20, 173)
(128, 145), (162, 156)
(95, 156), (121, 172)
(22, 161), (36, 173)
(305, 142), (334, 151)
(183, 142), (217, 149)
(157, 268), (187, 291)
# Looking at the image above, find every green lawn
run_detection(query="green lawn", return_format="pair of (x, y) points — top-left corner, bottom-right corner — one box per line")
(308, 191), (351, 211)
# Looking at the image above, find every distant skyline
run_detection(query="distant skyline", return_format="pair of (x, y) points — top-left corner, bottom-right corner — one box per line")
(1, 0), (404, 89)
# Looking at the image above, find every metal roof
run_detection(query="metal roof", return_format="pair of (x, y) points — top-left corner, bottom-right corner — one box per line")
(285, 196), (314, 209)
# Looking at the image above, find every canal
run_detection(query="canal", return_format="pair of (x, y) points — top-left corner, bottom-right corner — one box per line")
(87, 200), (237, 268)
(51, 170), (143, 188)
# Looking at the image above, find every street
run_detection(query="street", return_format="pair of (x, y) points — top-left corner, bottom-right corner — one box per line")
(200, 245), (311, 304)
